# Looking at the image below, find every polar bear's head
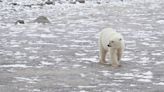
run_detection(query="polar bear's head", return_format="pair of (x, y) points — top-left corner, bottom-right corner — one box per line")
(107, 37), (123, 49)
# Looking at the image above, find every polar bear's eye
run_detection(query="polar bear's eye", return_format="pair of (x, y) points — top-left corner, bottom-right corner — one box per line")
(119, 38), (122, 41)
(111, 41), (114, 43)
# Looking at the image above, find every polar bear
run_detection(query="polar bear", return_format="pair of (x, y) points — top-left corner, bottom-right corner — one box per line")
(99, 28), (125, 67)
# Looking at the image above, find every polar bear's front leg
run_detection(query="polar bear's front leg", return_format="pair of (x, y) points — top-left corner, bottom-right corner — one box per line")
(99, 47), (107, 64)
(110, 49), (119, 67)
(117, 48), (123, 62)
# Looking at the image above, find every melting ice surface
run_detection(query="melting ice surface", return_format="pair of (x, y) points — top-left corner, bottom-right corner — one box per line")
(0, 0), (164, 92)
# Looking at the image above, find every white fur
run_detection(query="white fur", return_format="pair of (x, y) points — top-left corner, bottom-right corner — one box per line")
(99, 28), (125, 67)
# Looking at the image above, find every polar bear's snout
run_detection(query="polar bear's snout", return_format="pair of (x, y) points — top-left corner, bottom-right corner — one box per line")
(107, 41), (114, 47)
(107, 44), (111, 47)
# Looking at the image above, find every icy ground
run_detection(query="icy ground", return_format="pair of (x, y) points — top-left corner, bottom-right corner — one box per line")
(0, 0), (164, 92)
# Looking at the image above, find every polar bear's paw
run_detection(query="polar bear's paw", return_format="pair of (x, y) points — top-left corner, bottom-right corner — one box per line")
(111, 64), (122, 68)
(99, 60), (107, 65)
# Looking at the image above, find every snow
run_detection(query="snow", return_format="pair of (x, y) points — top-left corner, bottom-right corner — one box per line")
(32, 89), (41, 92)
(100, 71), (111, 76)
(40, 61), (54, 66)
(80, 57), (98, 62)
(26, 34), (58, 38)
(14, 77), (40, 84)
(78, 86), (97, 89)
(143, 71), (153, 76)
(99, 83), (121, 86)
(75, 52), (86, 56)
(155, 61), (164, 65)
(0, 64), (31, 68)
(80, 73), (86, 78)
(29, 56), (39, 60)
(0, 0), (164, 91)
(113, 71), (153, 82)
(130, 84), (136, 87)
(153, 82), (164, 86)
(121, 57), (133, 61)
(114, 73), (134, 77)
(156, 20), (164, 24)
(72, 64), (82, 68)
(79, 90), (88, 92)
(137, 79), (152, 83)
(135, 72), (153, 79)
(151, 53), (162, 56)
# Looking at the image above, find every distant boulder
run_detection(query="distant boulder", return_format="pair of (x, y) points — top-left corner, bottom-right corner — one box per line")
(77, 0), (85, 3)
(33, 16), (50, 24)
(36, 3), (45, 6)
(15, 20), (25, 24)
(45, 0), (54, 5)
(97, 2), (101, 4)
(23, 4), (33, 8)
(10, 2), (19, 6)
(69, 0), (76, 4)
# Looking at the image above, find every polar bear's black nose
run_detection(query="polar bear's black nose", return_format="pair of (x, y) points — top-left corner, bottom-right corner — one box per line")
(107, 44), (111, 47)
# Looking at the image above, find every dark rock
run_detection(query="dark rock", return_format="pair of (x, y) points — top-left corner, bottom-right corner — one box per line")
(10, 3), (18, 6)
(23, 5), (32, 8)
(45, 0), (54, 5)
(58, 0), (63, 4)
(15, 20), (25, 24)
(77, 0), (85, 3)
(37, 3), (45, 6)
(97, 2), (101, 4)
(69, 0), (76, 4)
(33, 16), (50, 24)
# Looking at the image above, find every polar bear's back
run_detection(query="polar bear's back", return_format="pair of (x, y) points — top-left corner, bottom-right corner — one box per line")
(101, 28), (117, 36)
(101, 28), (116, 32)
